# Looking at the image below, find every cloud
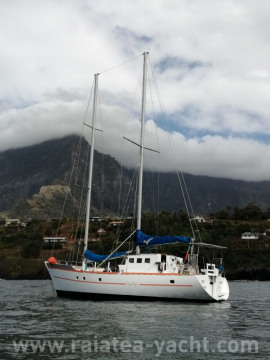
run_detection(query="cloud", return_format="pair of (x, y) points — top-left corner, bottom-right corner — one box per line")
(0, 0), (270, 181)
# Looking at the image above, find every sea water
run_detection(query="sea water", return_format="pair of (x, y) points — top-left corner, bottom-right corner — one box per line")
(0, 280), (269, 359)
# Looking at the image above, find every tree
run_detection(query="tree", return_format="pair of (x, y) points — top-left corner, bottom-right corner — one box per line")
(232, 206), (241, 220)
(215, 209), (231, 220)
(45, 227), (52, 236)
(264, 207), (270, 219)
(232, 203), (263, 220)
(242, 203), (263, 220)
(21, 241), (41, 258)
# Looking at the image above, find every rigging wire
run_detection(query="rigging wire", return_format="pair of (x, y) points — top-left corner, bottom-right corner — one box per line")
(148, 54), (201, 242)
(52, 79), (95, 259)
(99, 53), (142, 75)
(147, 64), (162, 235)
(107, 60), (142, 253)
(96, 85), (107, 255)
(51, 56), (144, 261)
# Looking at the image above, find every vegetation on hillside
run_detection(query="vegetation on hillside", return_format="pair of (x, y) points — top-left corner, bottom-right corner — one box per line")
(0, 202), (269, 280)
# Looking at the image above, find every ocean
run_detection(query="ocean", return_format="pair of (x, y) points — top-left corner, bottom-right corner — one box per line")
(0, 280), (269, 359)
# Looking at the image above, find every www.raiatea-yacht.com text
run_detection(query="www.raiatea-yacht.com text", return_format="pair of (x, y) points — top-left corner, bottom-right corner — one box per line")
(12, 336), (258, 356)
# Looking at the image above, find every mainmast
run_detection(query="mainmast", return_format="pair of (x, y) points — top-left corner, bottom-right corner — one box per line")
(136, 52), (148, 255)
(83, 73), (99, 269)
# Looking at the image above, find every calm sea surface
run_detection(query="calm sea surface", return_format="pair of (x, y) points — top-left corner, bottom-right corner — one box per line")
(0, 280), (269, 359)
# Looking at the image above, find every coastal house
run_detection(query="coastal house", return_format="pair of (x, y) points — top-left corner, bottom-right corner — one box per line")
(97, 228), (106, 235)
(241, 232), (259, 240)
(90, 216), (102, 222)
(5, 219), (26, 227)
(193, 215), (212, 224)
(109, 221), (124, 227)
(43, 237), (67, 244)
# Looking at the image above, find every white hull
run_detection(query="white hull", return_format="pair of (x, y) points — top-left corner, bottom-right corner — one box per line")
(45, 262), (229, 302)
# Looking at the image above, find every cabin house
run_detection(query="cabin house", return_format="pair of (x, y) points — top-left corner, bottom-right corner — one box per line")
(118, 254), (184, 274)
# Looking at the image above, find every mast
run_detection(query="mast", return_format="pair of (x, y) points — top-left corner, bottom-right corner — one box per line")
(83, 73), (99, 269)
(136, 52), (148, 255)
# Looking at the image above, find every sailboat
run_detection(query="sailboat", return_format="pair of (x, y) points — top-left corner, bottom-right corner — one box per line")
(45, 52), (229, 302)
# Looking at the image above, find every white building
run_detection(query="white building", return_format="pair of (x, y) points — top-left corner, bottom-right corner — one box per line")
(5, 219), (26, 226)
(43, 237), (67, 244)
(241, 232), (259, 240)
(193, 215), (212, 224)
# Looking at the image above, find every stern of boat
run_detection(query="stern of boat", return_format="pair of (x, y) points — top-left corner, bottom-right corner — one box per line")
(197, 263), (230, 301)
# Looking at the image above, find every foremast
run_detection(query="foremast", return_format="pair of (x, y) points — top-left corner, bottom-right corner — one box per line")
(82, 73), (99, 269)
(136, 52), (148, 255)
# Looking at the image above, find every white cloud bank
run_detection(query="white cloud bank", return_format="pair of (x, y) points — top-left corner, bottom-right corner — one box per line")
(0, 0), (270, 181)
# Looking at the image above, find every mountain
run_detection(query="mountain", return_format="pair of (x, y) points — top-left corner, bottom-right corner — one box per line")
(0, 135), (132, 219)
(0, 135), (270, 219)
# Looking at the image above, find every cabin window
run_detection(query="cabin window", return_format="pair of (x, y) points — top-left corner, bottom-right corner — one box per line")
(170, 280), (175, 284)
(137, 258), (142, 263)
(83, 277), (85, 280)
(145, 258), (150, 263)
(76, 276), (78, 279)
(99, 278), (102, 282)
(129, 258), (134, 263)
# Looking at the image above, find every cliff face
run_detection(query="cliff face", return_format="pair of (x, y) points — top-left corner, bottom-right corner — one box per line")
(9, 185), (73, 219)
(0, 135), (76, 212)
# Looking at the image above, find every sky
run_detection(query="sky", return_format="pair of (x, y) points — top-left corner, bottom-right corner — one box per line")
(1, 0), (270, 181)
